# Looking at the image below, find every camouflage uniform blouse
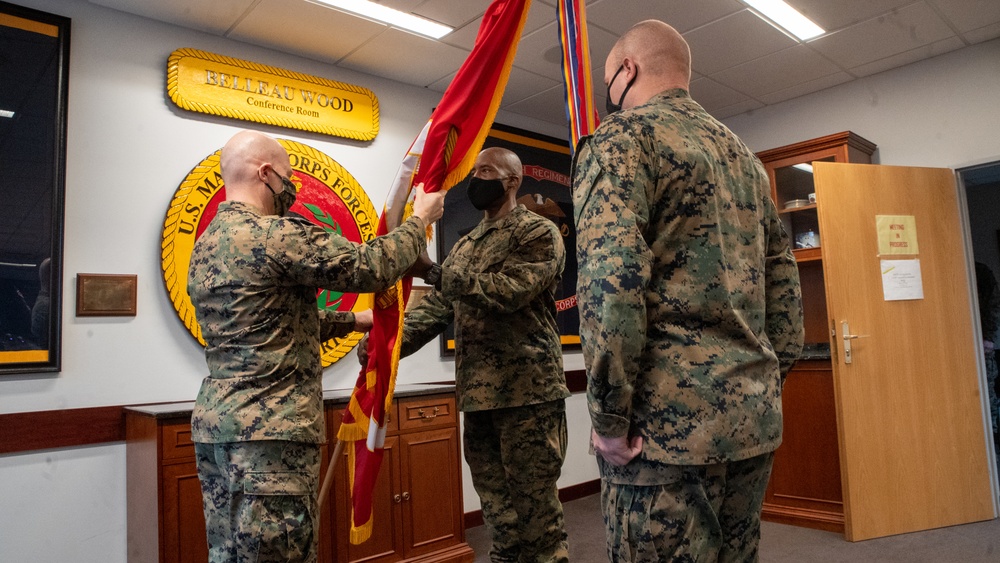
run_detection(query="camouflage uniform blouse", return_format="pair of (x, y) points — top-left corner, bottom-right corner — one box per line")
(572, 89), (804, 479)
(400, 205), (571, 412)
(188, 201), (427, 444)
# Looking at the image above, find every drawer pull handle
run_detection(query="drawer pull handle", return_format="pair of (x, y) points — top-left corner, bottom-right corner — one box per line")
(402, 492), (410, 501)
(417, 406), (440, 420)
(393, 494), (401, 504)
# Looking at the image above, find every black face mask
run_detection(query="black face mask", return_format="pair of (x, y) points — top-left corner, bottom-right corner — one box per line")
(605, 64), (636, 115)
(467, 176), (507, 210)
(265, 173), (297, 217)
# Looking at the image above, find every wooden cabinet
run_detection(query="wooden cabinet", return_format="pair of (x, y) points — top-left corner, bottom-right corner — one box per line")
(125, 386), (473, 563)
(756, 132), (876, 533)
(328, 394), (469, 563)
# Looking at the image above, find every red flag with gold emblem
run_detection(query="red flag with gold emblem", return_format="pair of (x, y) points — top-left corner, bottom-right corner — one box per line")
(336, 0), (533, 544)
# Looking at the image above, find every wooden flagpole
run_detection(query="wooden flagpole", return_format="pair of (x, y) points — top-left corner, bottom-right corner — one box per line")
(318, 439), (344, 510)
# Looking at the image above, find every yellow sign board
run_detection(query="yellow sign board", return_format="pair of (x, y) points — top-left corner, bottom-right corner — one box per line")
(167, 48), (379, 141)
(876, 215), (919, 255)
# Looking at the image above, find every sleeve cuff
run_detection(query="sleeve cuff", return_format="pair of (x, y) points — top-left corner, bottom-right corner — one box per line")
(590, 412), (631, 438)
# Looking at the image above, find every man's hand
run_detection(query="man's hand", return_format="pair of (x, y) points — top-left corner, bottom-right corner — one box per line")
(356, 334), (370, 367)
(591, 429), (643, 466)
(406, 251), (434, 279)
(353, 310), (373, 332)
(412, 183), (445, 224)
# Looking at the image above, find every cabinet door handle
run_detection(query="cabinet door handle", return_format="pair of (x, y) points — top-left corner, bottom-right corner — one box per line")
(418, 407), (437, 419)
(418, 406), (440, 420)
(393, 494), (402, 504)
(402, 492), (410, 501)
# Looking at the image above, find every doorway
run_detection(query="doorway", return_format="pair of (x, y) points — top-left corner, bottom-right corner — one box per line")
(960, 160), (1000, 489)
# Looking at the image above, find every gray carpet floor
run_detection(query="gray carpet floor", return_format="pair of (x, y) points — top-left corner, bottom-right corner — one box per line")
(465, 494), (1000, 562)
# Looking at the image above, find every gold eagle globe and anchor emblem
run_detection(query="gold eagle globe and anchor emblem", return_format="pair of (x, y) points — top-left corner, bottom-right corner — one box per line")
(161, 139), (377, 366)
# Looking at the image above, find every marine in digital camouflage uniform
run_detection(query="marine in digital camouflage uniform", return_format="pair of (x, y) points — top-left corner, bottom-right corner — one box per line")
(398, 147), (572, 563)
(572, 22), (804, 563)
(188, 130), (443, 563)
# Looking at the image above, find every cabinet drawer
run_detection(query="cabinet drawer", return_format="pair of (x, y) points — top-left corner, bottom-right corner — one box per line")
(161, 421), (196, 461)
(397, 395), (456, 432)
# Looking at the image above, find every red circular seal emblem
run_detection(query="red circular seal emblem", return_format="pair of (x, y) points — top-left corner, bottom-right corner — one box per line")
(161, 139), (377, 366)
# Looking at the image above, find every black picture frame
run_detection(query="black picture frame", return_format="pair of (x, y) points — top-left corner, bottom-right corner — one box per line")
(0, 1), (70, 374)
(436, 123), (578, 356)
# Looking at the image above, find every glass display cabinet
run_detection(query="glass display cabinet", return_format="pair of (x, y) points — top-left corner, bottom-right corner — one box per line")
(756, 132), (876, 532)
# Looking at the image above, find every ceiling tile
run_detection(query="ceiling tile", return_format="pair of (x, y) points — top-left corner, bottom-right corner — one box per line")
(426, 72), (456, 93)
(413, 0), (488, 28)
(585, 24), (621, 70)
(790, 0), (915, 32)
(377, 0), (430, 12)
(963, 21), (1000, 44)
(441, 2), (555, 51)
(505, 85), (572, 125)
(586, 0), (744, 35)
(848, 36), (964, 77)
(337, 27), (470, 86)
(928, 0), (1000, 33)
(501, 67), (561, 107)
(87, 0), (258, 35)
(808, 2), (955, 70)
(684, 10), (798, 75)
(713, 98), (765, 120)
(512, 22), (562, 77)
(229, 0), (386, 63)
(757, 72), (853, 105)
(690, 77), (754, 113)
(711, 45), (841, 98)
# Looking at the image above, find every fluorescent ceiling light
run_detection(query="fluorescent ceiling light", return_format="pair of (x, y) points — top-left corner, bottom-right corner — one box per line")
(307, 0), (453, 39)
(0, 109), (14, 118)
(742, 0), (825, 41)
(793, 163), (813, 173)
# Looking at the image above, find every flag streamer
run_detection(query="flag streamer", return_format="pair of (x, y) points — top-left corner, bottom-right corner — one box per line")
(557, 0), (599, 152)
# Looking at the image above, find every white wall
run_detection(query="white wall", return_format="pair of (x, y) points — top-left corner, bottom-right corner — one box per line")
(0, 1), (594, 562)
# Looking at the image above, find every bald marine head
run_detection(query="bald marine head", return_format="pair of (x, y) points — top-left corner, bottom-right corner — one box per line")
(604, 20), (692, 113)
(220, 130), (297, 215)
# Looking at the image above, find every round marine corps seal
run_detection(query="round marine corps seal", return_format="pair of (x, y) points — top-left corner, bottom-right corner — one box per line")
(161, 139), (377, 366)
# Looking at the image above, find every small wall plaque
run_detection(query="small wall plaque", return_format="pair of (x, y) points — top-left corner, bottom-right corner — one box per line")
(76, 274), (137, 317)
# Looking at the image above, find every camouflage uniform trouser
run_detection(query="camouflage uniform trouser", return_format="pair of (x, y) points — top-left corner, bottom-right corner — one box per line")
(194, 440), (320, 563)
(600, 452), (774, 563)
(464, 399), (569, 563)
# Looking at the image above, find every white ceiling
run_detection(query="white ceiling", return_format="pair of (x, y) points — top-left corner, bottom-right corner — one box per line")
(89, 0), (1000, 129)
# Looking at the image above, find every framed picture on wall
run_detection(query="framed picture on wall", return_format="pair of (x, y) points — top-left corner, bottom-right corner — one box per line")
(436, 123), (578, 356)
(0, 2), (70, 374)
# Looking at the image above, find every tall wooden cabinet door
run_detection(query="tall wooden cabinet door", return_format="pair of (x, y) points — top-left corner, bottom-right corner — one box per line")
(333, 436), (405, 563)
(397, 427), (464, 559)
(814, 162), (995, 541)
(161, 462), (208, 563)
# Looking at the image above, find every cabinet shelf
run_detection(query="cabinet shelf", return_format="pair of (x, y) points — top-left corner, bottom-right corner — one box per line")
(779, 203), (817, 214)
(793, 247), (822, 262)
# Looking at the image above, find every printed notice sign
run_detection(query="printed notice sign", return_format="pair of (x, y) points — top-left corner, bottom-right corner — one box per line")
(881, 259), (924, 301)
(876, 215), (919, 255)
